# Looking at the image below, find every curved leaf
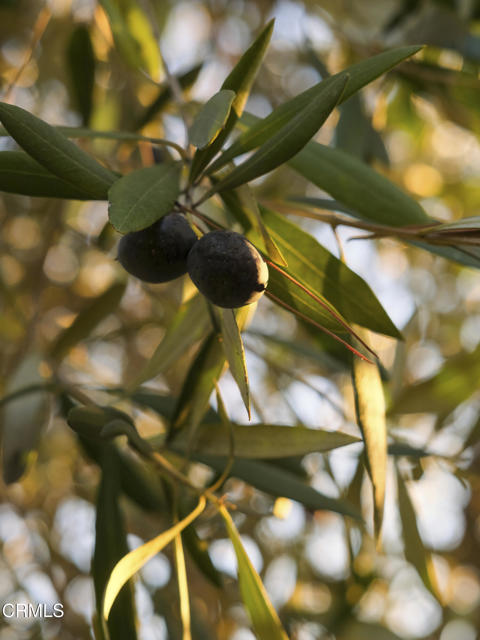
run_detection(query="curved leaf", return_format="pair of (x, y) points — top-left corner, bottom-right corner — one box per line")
(211, 74), (348, 194)
(108, 162), (181, 233)
(0, 150), (94, 199)
(189, 90), (236, 149)
(0, 102), (117, 199)
(103, 496), (206, 620)
(218, 505), (289, 640)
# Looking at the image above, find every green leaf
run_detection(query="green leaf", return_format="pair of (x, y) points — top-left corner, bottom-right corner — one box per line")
(103, 496), (206, 620)
(67, 405), (134, 442)
(390, 344), (480, 417)
(0, 151), (94, 199)
(209, 45), (423, 172)
(352, 328), (387, 539)
(93, 449), (137, 640)
(135, 64), (203, 130)
(396, 467), (440, 598)
(1, 353), (50, 484)
(189, 90), (236, 149)
(219, 309), (250, 418)
(289, 141), (429, 227)
(210, 74), (348, 194)
(108, 163), (181, 233)
(67, 24), (95, 125)
(170, 423), (360, 458)
(218, 505), (289, 640)
(131, 295), (210, 389)
(189, 20), (274, 182)
(194, 455), (361, 519)
(50, 282), (126, 361)
(99, 0), (161, 79)
(0, 102), (117, 199)
(261, 207), (401, 338)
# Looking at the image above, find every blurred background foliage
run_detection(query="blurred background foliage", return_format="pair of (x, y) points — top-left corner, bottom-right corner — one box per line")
(1, 0), (480, 638)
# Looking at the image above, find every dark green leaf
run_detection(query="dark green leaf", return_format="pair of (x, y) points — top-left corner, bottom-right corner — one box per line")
(0, 151), (94, 199)
(219, 505), (289, 640)
(189, 90), (236, 149)
(108, 163), (181, 233)
(93, 449), (138, 640)
(262, 207), (401, 338)
(211, 74), (348, 194)
(67, 405), (134, 442)
(0, 102), (117, 199)
(195, 455), (361, 519)
(219, 309), (250, 418)
(209, 45), (423, 172)
(189, 20), (274, 182)
(50, 282), (126, 361)
(67, 24), (95, 125)
(170, 423), (360, 458)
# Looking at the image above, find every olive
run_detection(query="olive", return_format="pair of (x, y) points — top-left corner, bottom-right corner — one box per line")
(117, 213), (197, 283)
(187, 230), (268, 308)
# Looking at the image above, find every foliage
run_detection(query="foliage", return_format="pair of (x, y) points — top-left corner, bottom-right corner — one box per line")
(1, 1), (480, 639)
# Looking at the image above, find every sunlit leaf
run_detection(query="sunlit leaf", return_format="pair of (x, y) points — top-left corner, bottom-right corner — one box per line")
(0, 151), (94, 199)
(174, 526), (192, 640)
(1, 353), (50, 483)
(352, 328), (387, 539)
(219, 309), (250, 418)
(108, 163), (181, 233)
(170, 423), (359, 458)
(93, 448), (137, 639)
(210, 45), (423, 173)
(218, 505), (289, 640)
(50, 282), (126, 360)
(189, 90), (236, 149)
(210, 74), (348, 194)
(103, 496), (206, 620)
(0, 102), (117, 199)
(189, 20), (274, 182)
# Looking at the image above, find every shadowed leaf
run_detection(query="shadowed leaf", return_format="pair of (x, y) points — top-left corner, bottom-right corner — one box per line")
(189, 90), (236, 149)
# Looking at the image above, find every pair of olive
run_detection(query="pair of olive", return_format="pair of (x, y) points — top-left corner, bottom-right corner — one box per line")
(117, 213), (268, 308)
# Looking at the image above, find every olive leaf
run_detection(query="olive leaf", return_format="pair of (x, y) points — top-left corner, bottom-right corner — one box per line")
(219, 308), (250, 418)
(189, 90), (236, 149)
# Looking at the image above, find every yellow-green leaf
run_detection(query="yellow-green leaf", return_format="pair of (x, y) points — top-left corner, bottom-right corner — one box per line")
(218, 505), (289, 640)
(103, 496), (206, 620)
(219, 309), (250, 418)
(352, 329), (387, 540)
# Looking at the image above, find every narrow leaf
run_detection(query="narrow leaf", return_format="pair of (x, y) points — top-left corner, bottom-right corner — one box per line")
(67, 24), (95, 125)
(0, 150), (94, 199)
(211, 74), (348, 194)
(189, 20), (274, 182)
(103, 496), (206, 620)
(219, 309), (250, 418)
(396, 467), (440, 598)
(170, 423), (359, 458)
(174, 529), (192, 640)
(193, 455), (361, 519)
(1, 353), (50, 484)
(262, 207), (401, 338)
(0, 102), (117, 199)
(352, 327), (387, 540)
(50, 282), (126, 360)
(93, 449), (137, 640)
(210, 45), (423, 172)
(108, 163), (181, 233)
(131, 295), (210, 390)
(189, 90), (236, 149)
(218, 505), (289, 640)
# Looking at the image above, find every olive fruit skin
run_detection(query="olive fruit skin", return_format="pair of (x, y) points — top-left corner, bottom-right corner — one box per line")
(117, 213), (197, 283)
(187, 230), (269, 308)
